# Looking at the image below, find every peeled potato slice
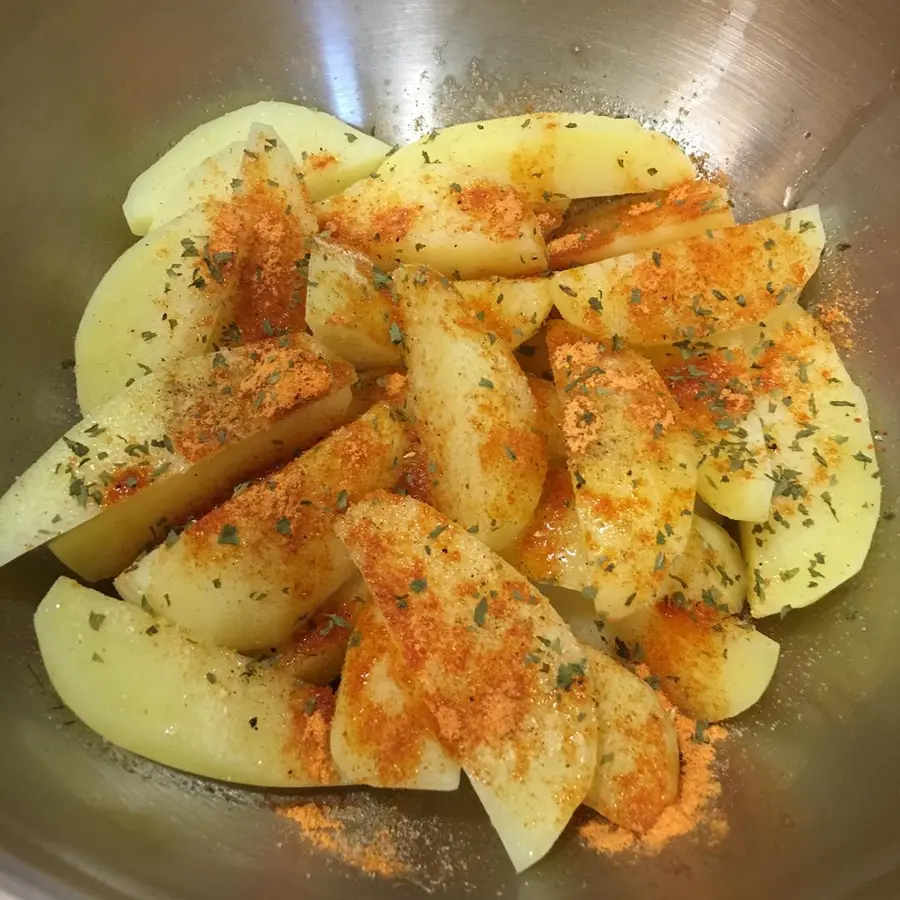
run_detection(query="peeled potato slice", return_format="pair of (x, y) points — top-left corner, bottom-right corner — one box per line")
(527, 377), (567, 463)
(306, 239), (553, 369)
(549, 180), (735, 270)
(336, 492), (597, 873)
(124, 101), (389, 235)
(739, 306), (881, 617)
(115, 404), (408, 651)
(650, 338), (774, 523)
(35, 577), (338, 786)
(270, 576), (368, 685)
(502, 466), (590, 590)
(398, 266), (547, 550)
(664, 515), (746, 615)
(546, 322), (698, 619)
(583, 647), (680, 831)
(331, 604), (461, 791)
(610, 603), (779, 722)
(552, 206), (825, 346)
(77, 125), (319, 414)
(384, 114), (695, 203)
(0, 336), (353, 581)
(317, 163), (548, 279)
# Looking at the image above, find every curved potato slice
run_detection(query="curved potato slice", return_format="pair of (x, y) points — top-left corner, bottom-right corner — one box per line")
(270, 576), (368, 686)
(306, 240), (553, 369)
(549, 180), (735, 270)
(116, 404), (408, 651)
(384, 114), (694, 203)
(651, 338), (773, 523)
(527, 377), (567, 463)
(317, 164), (547, 279)
(583, 647), (679, 832)
(306, 239), (403, 369)
(336, 492), (597, 873)
(78, 125), (319, 414)
(0, 336), (353, 581)
(502, 467), (590, 590)
(35, 577), (338, 786)
(739, 307), (881, 617)
(398, 267), (547, 550)
(75, 205), (244, 415)
(610, 603), (779, 722)
(124, 101), (389, 235)
(546, 322), (698, 620)
(552, 206), (825, 346)
(331, 605), (461, 791)
(664, 515), (746, 615)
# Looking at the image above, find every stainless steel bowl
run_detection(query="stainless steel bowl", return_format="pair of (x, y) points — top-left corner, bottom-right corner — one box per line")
(1, 1), (898, 897)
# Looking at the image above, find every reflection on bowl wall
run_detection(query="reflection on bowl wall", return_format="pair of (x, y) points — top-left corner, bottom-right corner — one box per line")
(0, 1), (898, 898)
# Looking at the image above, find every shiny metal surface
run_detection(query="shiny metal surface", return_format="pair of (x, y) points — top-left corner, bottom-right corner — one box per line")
(0, 1), (898, 897)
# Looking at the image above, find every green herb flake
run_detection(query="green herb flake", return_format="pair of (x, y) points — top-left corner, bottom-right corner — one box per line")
(275, 517), (292, 535)
(217, 524), (240, 545)
(410, 578), (428, 593)
(556, 658), (587, 690)
(88, 611), (106, 631)
(335, 489), (350, 511)
(473, 597), (488, 626)
(479, 377), (494, 389)
(388, 321), (404, 345)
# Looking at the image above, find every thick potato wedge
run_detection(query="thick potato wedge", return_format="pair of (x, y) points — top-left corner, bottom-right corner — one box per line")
(664, 515), (746, 615)
(739, 307), (881, 617)
(330, 604), (461, 791)
(306, 239), (402, 369)
(610, 603), (779, 722)
(75, 205), (243, 415)
(306, 240), (554, 369)
(549, 180), (735, 270)
(527, 377), (567, 463)
(650, 338), (774, 522)
(502, 467), (590, 591)
(270, 576), (368, 685)
(397, 266), (547, 549)
(385, 114), (695, 203)
(35, 577), (338, 786)
(336, 492), (597, 873)
(547, 322), (698, 620)
(583, 647), (680, 832)
(317, 164), (548, 279)
(78, 126), (319, 414)
(116, 404), (408, 651)
(0, 336), (354, 581)
(124, 101), (389, 235)
(552, 206), (825, 346)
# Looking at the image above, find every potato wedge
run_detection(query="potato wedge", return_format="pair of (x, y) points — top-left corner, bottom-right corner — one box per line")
(115, 403), (408, 651)
(124, 101), (389, 234)
(664, 515), (746, 615)
(35, 577), (338, 786)
(552, 206), (825, 346)
(74, 205), (244, 415)
(331, 604), (461, 791)
(502, 467), (590, 590)
(397, 266), (547, 549)
(305, 239), (402, 369)
(547, 322), (698, 620)
(306, 239), (554, 367)
(739, 307), (881, 617)
(385, 114), (695, 203)
(610, 603), (779, 722)
(78, 126), (319, 414)
(0, 336), (354, 581)
(549, 180), (735, 269)
(650, 338), (774, 522)
(317, 164), (547, 279)
(527, 377), (567, 463)
(336, 492), (597, 873)
(583, 647), (679, 832)
(270, 576), (368, 685)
